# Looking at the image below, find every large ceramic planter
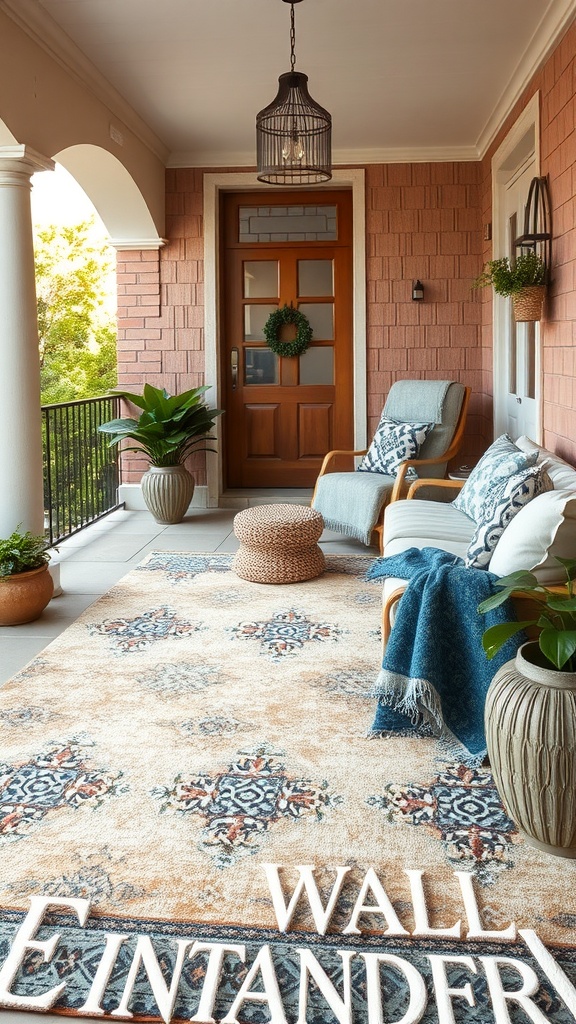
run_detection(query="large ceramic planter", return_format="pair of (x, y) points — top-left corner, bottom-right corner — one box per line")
(485, 641), (576, 858)
(512, 285), (545, 322)
(0, 564), (54, 625)
(141, 465), (195, 524)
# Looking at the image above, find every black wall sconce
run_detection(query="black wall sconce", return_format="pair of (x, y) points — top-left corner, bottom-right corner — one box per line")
(514, 175), (552, 282)
(412, 280), (424, 301)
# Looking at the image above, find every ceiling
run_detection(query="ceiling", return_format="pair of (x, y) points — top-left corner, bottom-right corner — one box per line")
(15, 0), (576, 166)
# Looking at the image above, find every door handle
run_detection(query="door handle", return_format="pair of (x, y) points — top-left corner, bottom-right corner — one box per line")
(516, 396), (522, 404)
(231, 348), (239, 390)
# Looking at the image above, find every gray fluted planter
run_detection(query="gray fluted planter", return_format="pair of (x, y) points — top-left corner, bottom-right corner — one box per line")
(140, 466), (194, 524)
(485, 641), (576, 858)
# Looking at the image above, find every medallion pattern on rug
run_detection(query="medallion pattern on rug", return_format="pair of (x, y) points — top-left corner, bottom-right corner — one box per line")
(137, 662), (223, 695)
(368, 763), (518, 883)
(230, 608), (344, 661)
(137, 553), (232, 584)
(0, 741), (126, 841)
(4, 848), (146, 907)
(154, 744), (342, 868)
(88, 606), (203, 653)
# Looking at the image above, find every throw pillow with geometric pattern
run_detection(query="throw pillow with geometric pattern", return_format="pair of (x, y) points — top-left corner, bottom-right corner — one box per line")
(453, 433), (539, 522)
(465, 465), (553, 569)
(356, 417), (433, 477)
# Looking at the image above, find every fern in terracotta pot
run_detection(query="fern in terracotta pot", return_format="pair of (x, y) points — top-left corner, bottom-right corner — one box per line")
(99, 384), (223, 524)
(0, 527), (54, 625)
(474, 250), (546, 322)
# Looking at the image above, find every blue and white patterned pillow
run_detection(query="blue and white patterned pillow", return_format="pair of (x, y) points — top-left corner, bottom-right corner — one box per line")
(357, 417), (433, 477)
(453, 434), (539, 522)
(465, 466), (553, 569)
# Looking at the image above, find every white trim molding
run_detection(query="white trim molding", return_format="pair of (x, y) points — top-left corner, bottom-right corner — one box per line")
(203, 169), (366, 506)
(491, 93), (541, 442)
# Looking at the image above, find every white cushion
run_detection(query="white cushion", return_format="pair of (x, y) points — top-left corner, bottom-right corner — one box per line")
(516, 435), (576, 491)
(452, 433), (538, 522)
(490, 489), (576, 583)
(384, 535), (472, 561)
(384, 498), (475, 547)
(357, 417), (432, 476)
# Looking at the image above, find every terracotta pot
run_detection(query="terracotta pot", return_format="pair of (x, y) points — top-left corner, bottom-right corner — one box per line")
(141, 465), (195, 524)
(0, 564), (54, 625)
(512, 285), (545, 322)
(485, 641), (576, 858)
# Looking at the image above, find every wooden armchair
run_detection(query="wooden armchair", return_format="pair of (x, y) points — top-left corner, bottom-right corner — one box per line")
(312, 383), (471, 553)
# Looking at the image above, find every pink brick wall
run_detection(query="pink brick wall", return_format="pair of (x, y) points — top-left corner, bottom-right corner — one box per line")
(117, 163), (485, 482)
(480, 19), (576, 464)
(364, 162), (483, 453)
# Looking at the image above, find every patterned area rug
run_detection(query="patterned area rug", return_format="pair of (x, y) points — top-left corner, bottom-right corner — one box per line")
(1, 552), (576, 1022)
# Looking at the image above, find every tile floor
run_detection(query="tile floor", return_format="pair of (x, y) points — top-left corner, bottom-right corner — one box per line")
(1, 495), (376, 686)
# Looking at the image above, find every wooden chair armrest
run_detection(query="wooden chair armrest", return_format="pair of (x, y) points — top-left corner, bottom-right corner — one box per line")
(312, 449), (368, 507)
(382, 585), (407, 649)
(405, 478), (466, 499)
(317, 449), (368, 477)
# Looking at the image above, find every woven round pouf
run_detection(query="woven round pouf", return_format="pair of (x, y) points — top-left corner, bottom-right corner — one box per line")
(233, 504), (325, 584)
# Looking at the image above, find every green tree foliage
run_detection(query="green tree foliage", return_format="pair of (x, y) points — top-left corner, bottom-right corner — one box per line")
(34, 219), (117, 404)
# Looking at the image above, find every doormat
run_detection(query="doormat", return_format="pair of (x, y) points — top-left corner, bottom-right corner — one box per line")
(1, 552), (576, 1022)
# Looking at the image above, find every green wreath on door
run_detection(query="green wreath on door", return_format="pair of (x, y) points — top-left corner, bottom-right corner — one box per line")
(262, 304), (313, 357)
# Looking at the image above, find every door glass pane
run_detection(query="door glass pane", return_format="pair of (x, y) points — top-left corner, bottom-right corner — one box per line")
(244, 261), (278, 298)
(244, 304), (277, 341)
(298, 303), (334, 340)
(298, 260), (334, 297)
(244, 348), (278, 385)
(239, 205), (337, 242)
(300, 346), (334, 385)
(526, 322), (536, 399)
(508, 213), (518, 394)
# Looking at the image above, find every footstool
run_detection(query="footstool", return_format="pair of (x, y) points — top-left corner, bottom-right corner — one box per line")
(233, 504), (325, 584)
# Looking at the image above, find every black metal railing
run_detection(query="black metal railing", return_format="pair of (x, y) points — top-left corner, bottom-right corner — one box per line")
(42, 396), (122, 545)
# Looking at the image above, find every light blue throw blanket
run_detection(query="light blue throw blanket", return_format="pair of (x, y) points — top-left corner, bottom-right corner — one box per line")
(313, 470), (394, 545)
(366, 547), (524, 763)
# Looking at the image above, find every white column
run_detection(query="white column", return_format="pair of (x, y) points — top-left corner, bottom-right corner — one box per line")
(0, 145), (54, 537)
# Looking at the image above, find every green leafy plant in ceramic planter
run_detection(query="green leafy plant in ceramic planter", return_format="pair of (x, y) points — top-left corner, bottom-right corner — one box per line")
(478, 557), (576, 671)
(474, 250), (547, 322)
(0, 527), (54, 625)
(99, 384), (223, 524)
(478, 558), (576, 857)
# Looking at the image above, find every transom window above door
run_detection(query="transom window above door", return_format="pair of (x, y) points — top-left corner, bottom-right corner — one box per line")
(239, 205), (337, 243)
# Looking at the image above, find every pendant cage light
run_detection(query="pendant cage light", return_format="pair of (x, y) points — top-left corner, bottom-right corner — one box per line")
(256, 0), (331, 185)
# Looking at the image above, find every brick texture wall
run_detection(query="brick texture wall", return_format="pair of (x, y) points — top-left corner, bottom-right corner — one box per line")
(364, 162), (483, 451)
(480, 19), (576, 464)
(117, 163), (485, 482)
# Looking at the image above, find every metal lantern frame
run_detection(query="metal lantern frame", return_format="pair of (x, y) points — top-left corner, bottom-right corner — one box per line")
(256, 0), (332, 186)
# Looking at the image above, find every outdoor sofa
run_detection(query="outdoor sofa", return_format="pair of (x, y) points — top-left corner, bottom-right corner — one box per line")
(380, 435), (576, 644)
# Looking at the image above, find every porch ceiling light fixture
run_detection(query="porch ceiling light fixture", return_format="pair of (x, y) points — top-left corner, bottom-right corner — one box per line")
(256, 0), (331, 185)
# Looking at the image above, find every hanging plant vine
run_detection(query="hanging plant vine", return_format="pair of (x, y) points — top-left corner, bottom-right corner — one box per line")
(262, 304), (313, 357)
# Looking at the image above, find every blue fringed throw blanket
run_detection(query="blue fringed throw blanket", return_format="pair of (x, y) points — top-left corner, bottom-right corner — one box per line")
(367, 547), (524, 763)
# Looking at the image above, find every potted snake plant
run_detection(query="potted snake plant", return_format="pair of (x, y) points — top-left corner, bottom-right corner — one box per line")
(478, 558), (576, 857)
(99, 384), (222, 524)
(0, 527), (54, 625)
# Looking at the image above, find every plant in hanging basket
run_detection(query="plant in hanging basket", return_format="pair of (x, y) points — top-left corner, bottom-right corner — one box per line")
(263, 305), (313, 358)
(473, 251), (546, 322)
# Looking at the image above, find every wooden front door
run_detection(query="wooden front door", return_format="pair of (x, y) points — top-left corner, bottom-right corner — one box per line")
(221, 191), (353, 488)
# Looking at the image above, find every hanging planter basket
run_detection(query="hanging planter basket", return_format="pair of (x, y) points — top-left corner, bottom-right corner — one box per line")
(512, 285), (546, 323)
